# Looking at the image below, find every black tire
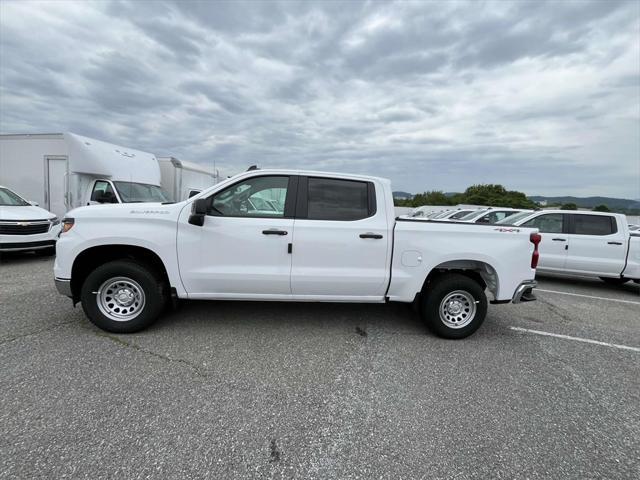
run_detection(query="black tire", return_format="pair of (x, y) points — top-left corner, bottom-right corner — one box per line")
(420, 273), (488, 339)
(35, 247), (55, 256)
(600, 277), (630, 285)
(80, 260), (166, 333)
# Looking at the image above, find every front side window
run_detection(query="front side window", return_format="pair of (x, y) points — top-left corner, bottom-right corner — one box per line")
(572, 215), (616, 235)
(307, 177), (371, 221)
(210, 176), (288, 217)
(0, 187), (29, 206)
(522, 214), (563, 233)
(188, 190), (201, 199)
(91, 181), (118, 203)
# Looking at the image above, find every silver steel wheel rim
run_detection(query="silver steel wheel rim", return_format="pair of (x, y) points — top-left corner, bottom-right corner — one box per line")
(96, 277), (146, 322)
(439, 290), (476, 329)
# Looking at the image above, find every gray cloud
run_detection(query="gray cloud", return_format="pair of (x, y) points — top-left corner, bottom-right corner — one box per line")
(0, 0), (638, 198)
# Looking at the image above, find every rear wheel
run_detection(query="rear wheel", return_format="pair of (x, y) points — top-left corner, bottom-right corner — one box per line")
(599, 277), (630, 285)
(80, 260), (166, 333)
(420, 273), (488, 339)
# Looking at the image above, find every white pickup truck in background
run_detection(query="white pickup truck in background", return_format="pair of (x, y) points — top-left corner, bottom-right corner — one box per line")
(498, 210), (640, 284)
(53, 169), (540, 338)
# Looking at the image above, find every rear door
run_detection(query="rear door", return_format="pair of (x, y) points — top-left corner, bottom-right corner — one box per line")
(520, 213), (568, 271)
(290, 176), (389, 299)
(565, 214), (627, 276)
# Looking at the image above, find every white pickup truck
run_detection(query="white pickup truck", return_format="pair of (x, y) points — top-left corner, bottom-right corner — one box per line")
(497, 210), (640, 284)
(54, 170), (540, 338)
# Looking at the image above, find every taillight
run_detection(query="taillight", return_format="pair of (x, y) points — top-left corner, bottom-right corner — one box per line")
(61, 217), (74, 234)
(530, 232), (541, 269)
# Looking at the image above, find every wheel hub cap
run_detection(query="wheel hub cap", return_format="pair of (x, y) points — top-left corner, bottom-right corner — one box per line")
(96, 277), (146, 322)
(439, 290), (477, 329)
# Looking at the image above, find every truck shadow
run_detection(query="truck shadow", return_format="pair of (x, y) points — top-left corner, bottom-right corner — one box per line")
(536, 273), (640, 296)
(154, 300), (427, 336)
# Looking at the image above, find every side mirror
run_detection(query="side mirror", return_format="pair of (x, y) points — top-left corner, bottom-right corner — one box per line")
(28, 200), (39, 206)
(188, 198), (208, 226)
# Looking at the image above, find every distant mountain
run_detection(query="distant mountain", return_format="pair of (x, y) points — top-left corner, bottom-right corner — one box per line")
(528, 196), (640, 209)
(392, 191), (413, 199)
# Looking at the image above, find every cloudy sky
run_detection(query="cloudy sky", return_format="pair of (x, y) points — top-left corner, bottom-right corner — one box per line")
(1, 0), (639, 198)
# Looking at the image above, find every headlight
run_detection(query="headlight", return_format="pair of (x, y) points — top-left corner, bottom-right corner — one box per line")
(61, 217), (74, 234)
(50, 216), (60, 226)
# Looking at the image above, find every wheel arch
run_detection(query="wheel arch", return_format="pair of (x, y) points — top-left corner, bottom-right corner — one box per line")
(419, 259), (498, 300)
(70, 244), (171, 303)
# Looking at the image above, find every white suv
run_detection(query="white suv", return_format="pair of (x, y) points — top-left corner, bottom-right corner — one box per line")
(0, 186), (61, 255)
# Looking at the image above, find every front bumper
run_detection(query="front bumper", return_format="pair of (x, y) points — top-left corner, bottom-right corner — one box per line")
(0, 223), (61, 252)
(54, 277), (72, 298)
(512, 280), (537, 303)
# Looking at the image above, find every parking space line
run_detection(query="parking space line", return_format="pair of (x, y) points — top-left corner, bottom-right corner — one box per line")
(510, 327), (640, 353)
(537, 288), (640, 306)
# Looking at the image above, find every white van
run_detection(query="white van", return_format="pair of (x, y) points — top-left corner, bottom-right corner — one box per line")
(0, 133), (167, 218)
(158, 157), (219, 202)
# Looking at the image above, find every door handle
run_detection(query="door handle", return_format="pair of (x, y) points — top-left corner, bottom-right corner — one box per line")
(360, 233), (383, 239)
(552, 238), (566, 241)
(262, 229), (288, 236)
(607, 241), (622, 245)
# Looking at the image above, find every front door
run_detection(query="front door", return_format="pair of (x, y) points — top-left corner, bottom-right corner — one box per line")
(45, 156), (67, 217)
(521, 213), (568, 271)
(177, 175), (295, 298)
(291, 176), (390, 299)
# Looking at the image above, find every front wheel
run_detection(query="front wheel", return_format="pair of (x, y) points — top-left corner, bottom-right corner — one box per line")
(599, 277), (630, 285)
(420, 273), (488, 339)
(80, 260), (166, 333)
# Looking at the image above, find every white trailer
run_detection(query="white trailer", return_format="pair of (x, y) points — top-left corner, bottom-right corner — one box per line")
(0, 133), (167, 218)
(158, 157), (219, 202)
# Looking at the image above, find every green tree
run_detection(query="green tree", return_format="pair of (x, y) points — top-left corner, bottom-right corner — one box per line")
(395, 184), (539, 209)
(593, 204), (610, 212)
(561, 203), (578, 210)
(403, 191), (453, 208)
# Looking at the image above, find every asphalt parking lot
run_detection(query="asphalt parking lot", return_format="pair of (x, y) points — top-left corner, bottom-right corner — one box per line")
(1, 255), (639, 479)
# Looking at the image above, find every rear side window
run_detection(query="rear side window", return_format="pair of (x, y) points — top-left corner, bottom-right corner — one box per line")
(522, 214), (563, 233)
(571, 215), (617, 235)
(307, 177), (372, 221)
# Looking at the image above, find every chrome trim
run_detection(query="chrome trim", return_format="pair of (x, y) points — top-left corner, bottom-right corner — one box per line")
(512, 280), (537, 304)
(0, 244), (55, 252)
(55, 278), (72, 297)
(0, 220), (51, 224)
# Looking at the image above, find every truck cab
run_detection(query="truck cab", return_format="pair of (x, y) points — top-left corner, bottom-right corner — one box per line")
(86, 179), (168, 205)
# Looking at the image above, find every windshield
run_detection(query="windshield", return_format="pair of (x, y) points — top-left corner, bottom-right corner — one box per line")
(495, 211), (535, 225)
(449, 210), (474, 219)
(113, 182), (169, 203)
(0, 187), (29, 206)
(458, 208), (489, 221)
(432, 210), (452, 219)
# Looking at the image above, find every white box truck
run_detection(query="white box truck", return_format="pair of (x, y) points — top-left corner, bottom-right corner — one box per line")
(158, 157), (219, 202)
(0, 133), (168, 218)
